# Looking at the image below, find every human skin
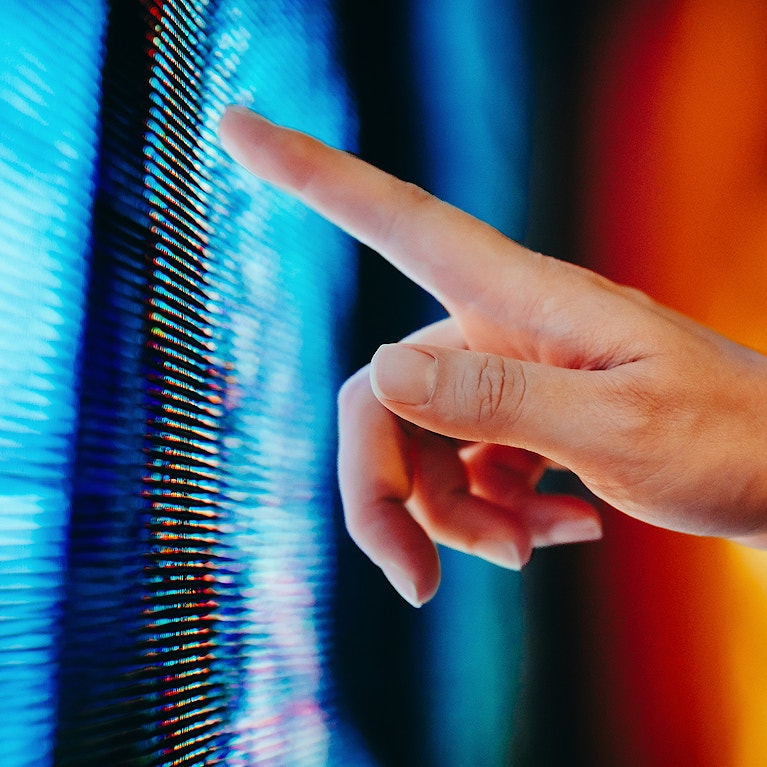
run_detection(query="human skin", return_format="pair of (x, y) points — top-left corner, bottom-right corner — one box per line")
(218, 105), (767, 607)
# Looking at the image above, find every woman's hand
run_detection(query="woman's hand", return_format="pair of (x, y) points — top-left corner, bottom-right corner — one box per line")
(219, 106), (767, 606)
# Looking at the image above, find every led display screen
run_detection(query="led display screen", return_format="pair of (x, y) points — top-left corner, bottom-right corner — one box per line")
(1, 1), (360, 764)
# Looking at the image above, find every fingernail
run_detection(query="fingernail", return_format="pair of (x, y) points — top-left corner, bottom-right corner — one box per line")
(545, 517), (603, 546)
(473, 540), (525, 570)
(370, 345), (437, 405)
(382, 564), (422, 608)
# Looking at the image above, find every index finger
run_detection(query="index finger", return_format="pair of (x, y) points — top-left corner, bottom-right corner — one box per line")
(217, 106), (543, 311)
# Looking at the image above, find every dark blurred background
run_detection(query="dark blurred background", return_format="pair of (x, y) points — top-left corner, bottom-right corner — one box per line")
(331, 2), (603, 764)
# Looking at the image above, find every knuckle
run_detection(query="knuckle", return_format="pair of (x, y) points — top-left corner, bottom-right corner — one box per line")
(613, 281), (656, 308)
(471, 354), (525, 429)
(399, 181), (435, 210)
(377, 181), (436, 249)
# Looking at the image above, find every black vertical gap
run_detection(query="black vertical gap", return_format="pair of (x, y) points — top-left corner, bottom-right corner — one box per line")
(55, 1), (155, 763)
(331, 3), (432, 766)
(511, 2), (606, 765)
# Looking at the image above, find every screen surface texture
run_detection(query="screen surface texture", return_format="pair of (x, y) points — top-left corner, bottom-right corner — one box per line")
(0, 1), (359, 764)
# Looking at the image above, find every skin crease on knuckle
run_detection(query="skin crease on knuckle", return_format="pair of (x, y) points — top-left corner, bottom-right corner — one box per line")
(449, 354), (510, 432)
(473, 354), (513, 426)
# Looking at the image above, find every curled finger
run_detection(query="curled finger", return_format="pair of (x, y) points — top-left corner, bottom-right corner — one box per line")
(337, 367), (440, 606)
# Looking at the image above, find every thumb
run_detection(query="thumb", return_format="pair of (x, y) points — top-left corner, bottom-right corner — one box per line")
(369, 342), (607, 464)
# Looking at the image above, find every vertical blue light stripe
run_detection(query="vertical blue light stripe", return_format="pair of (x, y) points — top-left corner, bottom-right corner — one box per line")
(0, 2), (106, 765)
(200, 2), (364, 762)
(410, 0), (530, 237)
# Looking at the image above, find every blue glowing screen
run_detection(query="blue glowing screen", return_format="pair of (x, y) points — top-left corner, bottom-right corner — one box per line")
(1, 1), (360, 765)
